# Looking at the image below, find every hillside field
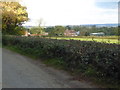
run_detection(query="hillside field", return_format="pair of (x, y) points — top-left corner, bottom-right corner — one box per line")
(47, 36), (119, 44)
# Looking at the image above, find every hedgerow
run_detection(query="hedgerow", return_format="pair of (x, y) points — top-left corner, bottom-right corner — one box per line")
(2, 35), (120, 84)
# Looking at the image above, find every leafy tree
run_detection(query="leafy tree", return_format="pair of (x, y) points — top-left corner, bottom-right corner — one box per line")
(66, 25), (72, 30)
(14, 26), (26, 35)
(49, 26), (66, 36)
(30, 18), (45, 34)
(45, 27), (54, 32)
(30, 27), (43, 34)
(1, 2), (28, 34)
(74, 26), (80, 31)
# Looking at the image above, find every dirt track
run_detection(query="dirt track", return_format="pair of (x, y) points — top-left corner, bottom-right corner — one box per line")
(2, 48), (98, 88)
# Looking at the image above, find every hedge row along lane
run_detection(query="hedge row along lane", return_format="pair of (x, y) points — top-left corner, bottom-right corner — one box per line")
(2, 35), (120, 84)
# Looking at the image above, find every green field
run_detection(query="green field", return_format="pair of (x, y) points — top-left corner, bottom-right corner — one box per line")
(47, 36), (119, 44)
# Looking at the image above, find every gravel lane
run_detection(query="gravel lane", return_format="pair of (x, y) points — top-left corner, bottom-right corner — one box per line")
(2, 48), (98, 88)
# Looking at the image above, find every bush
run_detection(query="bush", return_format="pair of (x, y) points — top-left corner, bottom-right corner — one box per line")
(2, 35), (120, 84)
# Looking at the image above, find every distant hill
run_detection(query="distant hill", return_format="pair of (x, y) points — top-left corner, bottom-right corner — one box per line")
(79, 24), (118, 27)
(92, 24), (117, 27)
(23, 24), (118, 28)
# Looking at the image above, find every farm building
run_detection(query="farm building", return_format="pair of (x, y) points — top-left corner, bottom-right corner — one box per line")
(23, 31), (48, 37)
(90, 32), (105, 36)
(28, 33), (48, 36)
(24, 31), (30, 36)
(64, 29), (78, 36)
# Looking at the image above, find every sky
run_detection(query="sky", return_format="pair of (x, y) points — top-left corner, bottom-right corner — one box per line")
(21, 0), (119, 26)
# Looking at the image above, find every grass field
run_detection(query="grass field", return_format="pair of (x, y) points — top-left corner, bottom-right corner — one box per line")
(47, 36), (120, 44)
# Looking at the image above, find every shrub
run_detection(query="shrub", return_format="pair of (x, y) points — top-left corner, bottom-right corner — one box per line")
(2, 35), (120, 84)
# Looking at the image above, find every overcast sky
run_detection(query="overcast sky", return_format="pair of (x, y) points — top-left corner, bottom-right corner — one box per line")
(21, 0), (119, 26)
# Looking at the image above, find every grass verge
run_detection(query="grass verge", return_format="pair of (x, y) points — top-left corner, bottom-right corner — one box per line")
(3, 45), (37, 60)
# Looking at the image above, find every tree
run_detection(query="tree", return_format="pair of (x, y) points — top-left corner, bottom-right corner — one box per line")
(1, 2), (28, 34)
(30, 27), (43, 34)
(45, 27), (54, 33)
(14, 26), (27, 35)
(66, 25), (72, 30)
(49, 26), (65, 36)
(30, 19), (45, 34)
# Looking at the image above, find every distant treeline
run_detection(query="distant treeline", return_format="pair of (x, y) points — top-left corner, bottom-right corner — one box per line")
(44, 25), (119, 36)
